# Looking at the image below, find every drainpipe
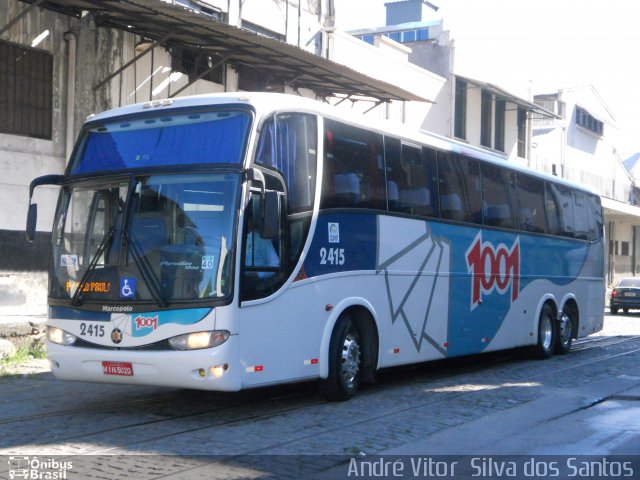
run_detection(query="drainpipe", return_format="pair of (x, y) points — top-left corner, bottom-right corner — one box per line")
(449, 39), (456, 139)
(633, 225), (637, 276)
(64, 32), (77, 164)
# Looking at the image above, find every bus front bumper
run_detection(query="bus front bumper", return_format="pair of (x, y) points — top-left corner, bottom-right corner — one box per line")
(46, 337), (242, 391)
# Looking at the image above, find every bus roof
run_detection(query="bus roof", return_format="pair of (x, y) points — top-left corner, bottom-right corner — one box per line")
(86, 92), (599, 197)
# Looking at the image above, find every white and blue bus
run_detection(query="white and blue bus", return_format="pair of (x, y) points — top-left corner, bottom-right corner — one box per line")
(27, 93), (605, 400)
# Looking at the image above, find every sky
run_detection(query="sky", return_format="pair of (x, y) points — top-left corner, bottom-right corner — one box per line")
(333, 0), (640, 157)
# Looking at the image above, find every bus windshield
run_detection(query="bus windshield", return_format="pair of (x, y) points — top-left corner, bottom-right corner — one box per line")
(51, 173), (239, 304)
(69, 109), (251, 175)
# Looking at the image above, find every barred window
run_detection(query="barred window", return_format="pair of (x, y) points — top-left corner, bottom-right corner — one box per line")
(0, 40), (53, 139)
(575, 106), (603, 136)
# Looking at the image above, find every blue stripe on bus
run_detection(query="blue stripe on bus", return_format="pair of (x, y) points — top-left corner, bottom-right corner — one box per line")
(49, 306), (112, 322)
(303, 211), (597, 357)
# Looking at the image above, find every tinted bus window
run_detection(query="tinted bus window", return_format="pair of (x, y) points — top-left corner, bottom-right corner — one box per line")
(322, 119), (385, 209)
(546, 183), (577, 238)
(255, 114), (317, 213)
(517, 174), (548, 233)
(481, 163), (516, 229)
(386, 140), (439, 218)
(438, 153), (481, 224)
(587, 193), (604, 240)
(573, 191), (591, 240)
(545, 182), (561, 235)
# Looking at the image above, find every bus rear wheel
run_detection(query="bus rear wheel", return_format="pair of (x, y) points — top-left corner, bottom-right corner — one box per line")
(555, 305), (576, 355)
(320, 316), (362, 401)
(532, 304), (555, 359)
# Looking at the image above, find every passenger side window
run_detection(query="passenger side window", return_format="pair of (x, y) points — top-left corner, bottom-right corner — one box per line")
(587, 193), (603, 240)
(438, 153), (481, 224)
(255, 113), (317, 213)
(545, 182), (561, 235)
(481, 164), (516, 229)
(386, 139), (439, 217)
(321, 119), (385, 210)
(546, 183), (576, 238)
(516, 174), (548, 233)
(572, 192), (590, 240)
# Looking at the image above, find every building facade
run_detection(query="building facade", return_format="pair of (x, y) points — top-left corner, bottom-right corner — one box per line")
(346, 0), (553, 163)
(532, 87), (640, 284)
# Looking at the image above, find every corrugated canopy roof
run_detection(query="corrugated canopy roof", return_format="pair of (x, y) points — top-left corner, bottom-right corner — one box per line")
(17, 0), (433, 103)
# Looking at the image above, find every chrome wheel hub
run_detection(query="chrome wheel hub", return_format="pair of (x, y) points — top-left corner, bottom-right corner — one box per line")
(559, 313), (571, 344)
(541, 314), (553, 350)
(341, 333), (361, 386)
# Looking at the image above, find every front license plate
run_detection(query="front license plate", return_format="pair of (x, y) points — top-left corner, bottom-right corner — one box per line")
(624, 292), (636, 297)
(102, 361), (133, 376)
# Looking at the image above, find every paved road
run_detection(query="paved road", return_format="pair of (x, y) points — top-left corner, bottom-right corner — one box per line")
(1, 312), (639, 479)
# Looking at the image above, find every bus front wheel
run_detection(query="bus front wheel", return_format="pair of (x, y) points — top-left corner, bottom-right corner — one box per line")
(532, 304), (555, 359)
(320, 316), (362, 401)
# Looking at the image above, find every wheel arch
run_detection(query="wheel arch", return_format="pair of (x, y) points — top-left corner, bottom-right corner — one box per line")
(319, 298), (380, 382)
(532, 294), (559, 341)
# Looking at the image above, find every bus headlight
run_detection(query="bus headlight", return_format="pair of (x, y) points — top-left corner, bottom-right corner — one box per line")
(168, 330), (230, 351)
(47, 326), (77, 346)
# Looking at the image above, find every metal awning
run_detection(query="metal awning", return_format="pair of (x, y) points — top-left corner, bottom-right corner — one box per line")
(17, 0), (433, 103)
(601, 197), (640, 220)
(457, 75), (560, 119)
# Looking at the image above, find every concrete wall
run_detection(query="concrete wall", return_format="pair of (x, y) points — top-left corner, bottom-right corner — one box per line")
(326, 30), (447, 129)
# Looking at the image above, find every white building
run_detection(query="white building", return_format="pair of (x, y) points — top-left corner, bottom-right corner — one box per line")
(345, 0), (554, 163)
(532, 86), (640, 284)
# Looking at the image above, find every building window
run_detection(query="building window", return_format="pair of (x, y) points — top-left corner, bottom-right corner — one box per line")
(575, 106), (603, 136)
(517, 108), (527, 158)
(610, 240), (618, 256)
(454, 79), (467, 140)
(237, 64), (283, 92)
(480, 90), (493, 148)
(0, 40), (53, 139)
(494, 99), (505, 152)
(621, 241), (630, 256)
(416, 28), (429, 40)
(359, 34), (375, 45)
(171, 46), (224, 84)
(376, 27), (430, 44)
(241, 21), (285, 41)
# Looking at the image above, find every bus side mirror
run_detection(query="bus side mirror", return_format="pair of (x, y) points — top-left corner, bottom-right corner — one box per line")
(260, 190), (280, 240)
(26, 203), (38, 243)
(25, 174), (64, 243)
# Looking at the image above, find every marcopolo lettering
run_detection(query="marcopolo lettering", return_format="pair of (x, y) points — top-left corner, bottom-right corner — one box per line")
(101, 305), (134, 312)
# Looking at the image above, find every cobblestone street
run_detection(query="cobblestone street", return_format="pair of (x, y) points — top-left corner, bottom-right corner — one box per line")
(1, 312), (639, 479)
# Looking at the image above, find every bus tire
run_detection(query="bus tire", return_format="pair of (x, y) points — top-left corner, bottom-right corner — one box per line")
(320, 316), (362, 401)
(555, 304), (576, 355)
(532, 303), (555, 359)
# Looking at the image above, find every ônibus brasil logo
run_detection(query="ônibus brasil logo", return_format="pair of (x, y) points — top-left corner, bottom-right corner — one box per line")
(466, 232), (520, 310)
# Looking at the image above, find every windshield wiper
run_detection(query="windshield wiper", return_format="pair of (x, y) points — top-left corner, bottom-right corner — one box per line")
(125, 231), (169, 308)
(71, 226), (116, 306)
